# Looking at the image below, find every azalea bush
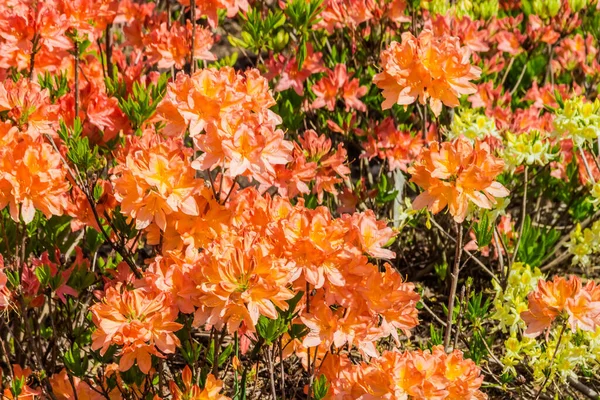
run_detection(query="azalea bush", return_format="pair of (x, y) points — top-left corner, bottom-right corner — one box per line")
(1, 0), (600, 399)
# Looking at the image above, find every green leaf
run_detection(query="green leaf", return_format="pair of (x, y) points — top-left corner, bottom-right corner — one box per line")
(516, 215), (560, 267)
(64, 343), (89, 377)
(472, 212), (494, 249)
(34, 265), (51, 286)
(312, 374), (330, 400)
(256, 315), (288, 345)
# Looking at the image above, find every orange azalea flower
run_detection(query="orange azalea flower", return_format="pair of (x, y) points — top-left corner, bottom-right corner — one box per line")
(111, 133), (203, 231)
(0, 0), (72, 73)
(192, 231), (297, 333)
(431, 14), (490, 54)
(49, 369), (104, 400)
(311, 64), (367, 112)
(521, 275), (600, 337)
(360, 117), (424, 172)
(156, 67), (292, 185)
(0, 131), (69, 224)
(177, 0), (249, 29)
(374, 30), (481, 117)
(169, 366), (230, 400)
(408, 137), (509, 223)
(343, 210), (396, 259)
(315, 0), (376, 33)
(266, 44), (325, 95)
(59, 0), (119, 40)
(2, 365), (42, 400)
(90, 286), (182, 373)
(319, 347), (486, 399)
(145, 21), (215, 70)
(0, 78), (58, 138)
(295, 129), (350, 202)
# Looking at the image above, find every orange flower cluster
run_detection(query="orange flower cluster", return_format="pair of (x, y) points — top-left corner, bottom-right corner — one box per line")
(311, 64), (367, 112)
(155, 68), (292, 185)
(269, 129), (350, 201)
(50, 369), (106, 400)
(301, 264), (419, 356)
(0, 125), (69, 224)
(192, 230), (298, 333)
(408, 137), (509, 223)
(0, 0), (71, 74)
(168, 365), (229, 400)
(521, 275), (600, 337)
(98, 186), (417, 370)
(266, 44), (325, 95)
(91, 285), (182, 373)
(319, 346), (487, 399)
(2, 365), (41, 399)
(374, 30), (481, 117)
(177, 0), (249, 29)
(0, 79), (58, 138)
(315, 0), (375, 33)
(360, 117), (424, 172)
(145, 21), (215, 70)
(111, 133), (204, 231)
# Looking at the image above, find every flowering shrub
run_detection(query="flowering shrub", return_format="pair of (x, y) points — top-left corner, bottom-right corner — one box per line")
(0, 0), (600, 399)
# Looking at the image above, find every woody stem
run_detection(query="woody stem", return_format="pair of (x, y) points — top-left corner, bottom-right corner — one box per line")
(306, 282), (313, 400)
(190, 0), (196, 74)
(74, 40), (80, 117)
(443, 221), (462, 353)
(579, 146), (596, 185)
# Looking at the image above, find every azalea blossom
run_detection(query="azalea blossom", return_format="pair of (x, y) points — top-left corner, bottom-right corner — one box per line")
(0, 130), (69, 224)
(408, 137), (509, 223)
(374, 30), (481, 117)
(169, 366), (229, 400)
(111, 133), (203, 231)
(91, 285), (183, 373)
(521, 275), (600, 337)
(311, 64), (367, 112)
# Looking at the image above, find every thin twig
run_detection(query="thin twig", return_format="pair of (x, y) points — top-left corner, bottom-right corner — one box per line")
(430, 217), (500, 283)
(266, 346), (277, 400)
(567, 376), (600, 400)
(579, 147), (596, 184)
(189, 0), (196, 73)
(452, 285), (466, 350)
(420, 300), (447, 327)
(444, 222), (463, 352)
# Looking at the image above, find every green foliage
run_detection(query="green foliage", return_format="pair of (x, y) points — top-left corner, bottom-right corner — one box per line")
(207, 341), (233, 368)
(472, 212), (494, 249)
(64, 342), (89, 377)
(257, 291), (304, 345)
(376, 174), (399, 205)
(108, 74), (168, 132)
(284, 0), (324, 68)
(434, 261), (448, 281)
(228, 8), (286, 55)
(428, 324), (443, 347)
(466, 330), (491, 364)
(516, 215), (560, 268)
(11, 375), (25, 397)
(58, 118), (104, 175)
(208, 52), (239, 69)
(466, 292), (491, 327)
(38, 71), (69, 102)
(312, 374), (330, 400)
